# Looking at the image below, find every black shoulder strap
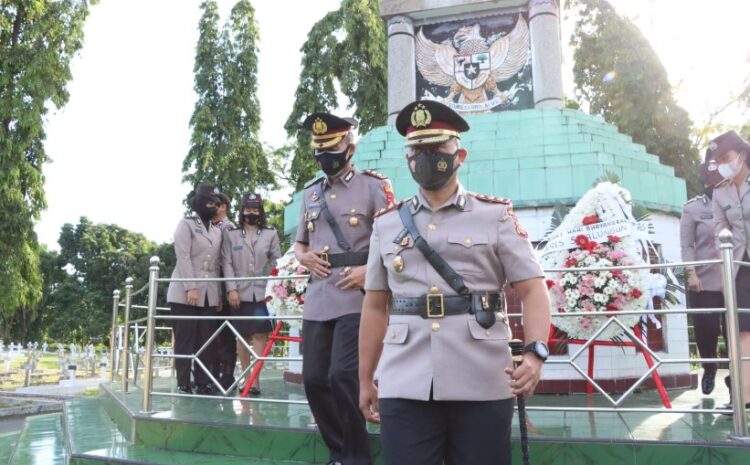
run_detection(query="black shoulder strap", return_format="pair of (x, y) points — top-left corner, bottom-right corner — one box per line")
(397, 203), (468, 295)
(315, 183), (352, 252)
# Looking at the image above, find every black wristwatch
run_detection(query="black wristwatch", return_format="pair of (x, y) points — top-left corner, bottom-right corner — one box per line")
(523, 341), (549, 362)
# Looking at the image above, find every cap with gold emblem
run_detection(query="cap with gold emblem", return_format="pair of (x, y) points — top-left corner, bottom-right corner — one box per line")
(302, 112), (359, 150)
(395, 100), (470, 147)
(242, 192), (263, 208)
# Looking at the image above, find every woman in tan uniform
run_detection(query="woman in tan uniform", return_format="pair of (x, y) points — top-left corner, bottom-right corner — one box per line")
(708, 130), (750, 411)
(221, 193), (281, 395)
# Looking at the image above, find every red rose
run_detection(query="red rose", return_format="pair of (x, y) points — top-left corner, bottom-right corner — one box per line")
(582, 214), (600, 225)
(612, 270), (622, 277)
(270, 268), (279, 276)
(607, 235), (620, 243)
(265, 296), (272, 303)
(630, 289), (643, 299)
(558, 307), (566, 313)
(606, 304), (620, 311)
(586, 240), (599, 252)
(545, 279), (556, 289)
(575, 235), (590, 248)
(565, 257), (577, 267)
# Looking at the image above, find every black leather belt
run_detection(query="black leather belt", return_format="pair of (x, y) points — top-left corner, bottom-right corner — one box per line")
(325, 251), (369, 268)
(390, 293), (503, 319)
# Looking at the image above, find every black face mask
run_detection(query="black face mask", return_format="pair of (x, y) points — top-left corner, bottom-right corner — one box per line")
(315, 145), (351, 177)
(243, 213), (261, 225)
(704, 186), (714, 199)
(408, 149), (458, 191)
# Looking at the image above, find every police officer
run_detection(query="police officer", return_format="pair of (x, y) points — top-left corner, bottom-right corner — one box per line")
(222, 193), (281, 396)
(211, 192), (238, 392)
(708, 130), (750, 410)
(358, 100), (551, 465)
(166, 185), (224, 395)
(294, 112), (394, 465)
(680, 161), (725, 395)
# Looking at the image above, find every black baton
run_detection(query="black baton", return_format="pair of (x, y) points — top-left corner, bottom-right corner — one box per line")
(509, 339), (530, 465)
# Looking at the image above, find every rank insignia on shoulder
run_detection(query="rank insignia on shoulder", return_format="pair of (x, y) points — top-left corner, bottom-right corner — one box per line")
(374, 201), (402, 218)
(363, 169), (388, 180)
(473, 193), (511, 205)
(506, 207), (528, 239)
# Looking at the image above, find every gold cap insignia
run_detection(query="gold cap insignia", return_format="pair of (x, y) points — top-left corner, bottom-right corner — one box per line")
(708, 141), (718, 151)
(312, 118), (328, 135)
(410, 104), (432, 129)
(437, 159), (448, 172)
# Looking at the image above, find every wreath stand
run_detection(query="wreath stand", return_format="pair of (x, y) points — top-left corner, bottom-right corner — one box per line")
(547, 323), (672, 408)
(240, 321), (303, 398)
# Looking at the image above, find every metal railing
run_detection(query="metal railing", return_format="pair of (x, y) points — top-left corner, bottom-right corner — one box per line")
(109, 229), (750, 443)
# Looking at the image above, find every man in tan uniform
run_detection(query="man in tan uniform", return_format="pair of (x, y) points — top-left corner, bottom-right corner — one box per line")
(294, 112), (394, 465)
(707, 130), (750, 410)
(359, 100), (551, 465)
(680, 161), (725, 395)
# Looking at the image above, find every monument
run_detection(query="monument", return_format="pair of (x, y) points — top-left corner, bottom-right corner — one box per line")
(284, 0), (692, 393)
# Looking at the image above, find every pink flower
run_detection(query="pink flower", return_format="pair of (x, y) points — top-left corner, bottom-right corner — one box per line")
(581, 299), (596, 312)
(579, 317), (594, 330)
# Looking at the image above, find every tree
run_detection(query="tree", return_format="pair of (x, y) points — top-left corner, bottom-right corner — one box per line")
(183, 0), (274, 210)
(0, 0), (97, 321)
(285, 0), (387, 190)
(567, 0), (701, 194)
(45, 218), (158, 342)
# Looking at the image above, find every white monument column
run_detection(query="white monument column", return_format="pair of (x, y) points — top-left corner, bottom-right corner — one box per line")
(386, 15), (416, 124)
(528, 0), (564, 108)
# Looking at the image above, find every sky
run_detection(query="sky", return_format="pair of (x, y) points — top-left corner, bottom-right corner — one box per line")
(37, 0), (750, 249)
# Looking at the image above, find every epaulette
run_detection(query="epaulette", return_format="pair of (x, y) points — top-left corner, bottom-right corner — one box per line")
(304, 176), (325, 189)
(187, 215), (202, 225)
(471, 193), (512, 205)
(684, 196), (701, 206)
(363, 169), (388, 180)
(374, 200), (403, 218)
(715, 178), (731, 188)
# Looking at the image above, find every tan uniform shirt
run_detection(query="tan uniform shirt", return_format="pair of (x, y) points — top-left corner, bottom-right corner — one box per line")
(365, 183), (544, 401)
(712, 175), (750, 277)
(166, 216), (223, 306)
(296, 166), (393, 321)
(680, 195), (722, 291)
(222, 226), (282, 302)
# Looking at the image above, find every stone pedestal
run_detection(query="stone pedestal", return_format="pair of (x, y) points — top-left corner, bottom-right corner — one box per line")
(386, 16), (417, 124)
(529, 0), (564, 108)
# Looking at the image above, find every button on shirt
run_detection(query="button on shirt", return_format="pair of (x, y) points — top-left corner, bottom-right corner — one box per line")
(364, 183), (544, 401)
(296, 166), (392, 321)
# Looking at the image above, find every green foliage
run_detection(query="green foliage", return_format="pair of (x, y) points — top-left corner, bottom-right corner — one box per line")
(568, 0), (701, 195)
(0, 0), (97, 320)
(285, 0), (387, 190)
(183, 0), (275, 210)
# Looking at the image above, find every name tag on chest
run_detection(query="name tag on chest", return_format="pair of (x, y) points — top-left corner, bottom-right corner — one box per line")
(233, 244), (244, 251)
(700, 214), (713, 220)
(194, 228), (203, 233)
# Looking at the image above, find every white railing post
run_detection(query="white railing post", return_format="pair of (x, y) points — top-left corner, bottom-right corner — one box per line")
(142, 256), (160, 413)
(109, 289), (120, 382)
(718, 229), (748, 440)
(121, 277), (133, 393)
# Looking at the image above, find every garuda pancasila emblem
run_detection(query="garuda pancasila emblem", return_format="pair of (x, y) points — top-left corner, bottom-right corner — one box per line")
(416, 16), (529, 107)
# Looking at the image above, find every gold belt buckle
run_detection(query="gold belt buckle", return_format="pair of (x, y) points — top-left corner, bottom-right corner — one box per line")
(426, 292), (445, 318)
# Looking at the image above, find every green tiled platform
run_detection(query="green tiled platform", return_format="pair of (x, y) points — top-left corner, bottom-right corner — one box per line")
(284, 108), (688, 236)
(0, 431), (21, 463)
(7, 371), (750, 464)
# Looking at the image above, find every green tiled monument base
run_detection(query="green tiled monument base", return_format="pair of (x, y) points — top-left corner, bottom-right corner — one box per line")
(7, 379), (750, 464)
(284, 108), (688, 236)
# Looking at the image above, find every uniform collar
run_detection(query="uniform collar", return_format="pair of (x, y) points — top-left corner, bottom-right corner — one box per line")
(323, 165), (358, 190)
(410, 182), (471, 213)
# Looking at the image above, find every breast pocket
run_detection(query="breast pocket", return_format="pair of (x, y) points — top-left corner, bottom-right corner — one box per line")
(447, 233), (490, 275)
(340, 204), (371, 230)
(383, 323), (409, 344)
(381, 237), (421, 281)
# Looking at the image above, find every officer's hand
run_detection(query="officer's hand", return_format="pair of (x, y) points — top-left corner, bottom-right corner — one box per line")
(687, 271), (703, 292)
(504, 353), (544, 399)
(186, 289), (199, 306)
(359, 381), (380, 424)
(299, 250), (331, 278)
(228, 290), (241, 309)
(335, 265), (366, 290)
